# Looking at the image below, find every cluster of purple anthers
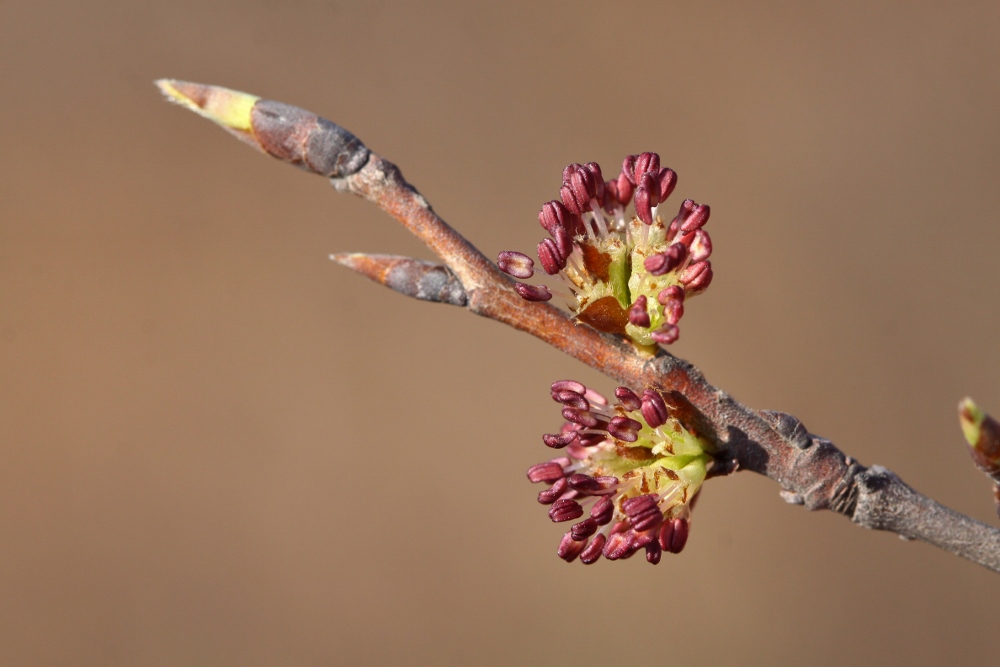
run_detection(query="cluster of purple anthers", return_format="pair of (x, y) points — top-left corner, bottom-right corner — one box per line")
(497, 152), (713, 349)
(527, 379), (711, 564)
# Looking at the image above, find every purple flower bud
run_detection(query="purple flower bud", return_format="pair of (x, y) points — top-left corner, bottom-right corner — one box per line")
(591, 496), (614, 525)
(679, 260), (713, 294)
(641, 390), (669, 428)
(645, 540), (662, 565)
(678, 201), (710, 233)
(551, 380), (586, 395)
(496, 250), (534, 279)
(514, 283), (553, 302)
(580, 533), (606, 564)
(537, 477), (568, 504)
(608, 415), (643, 442)
(689, 229), (712, 263)
(527, 461), (565, 484)
(663, 298), (684, 325)
(615, 387), (642, 411)
(657, 167), (677, 202)
(571, 517), (599, 540)
(627, 295), (651, 328)
(557, 532), (587, 562)
(651, 323), (680, 345)
(552, 389), (589, 411)
(537, 238), (565, 275)
(657, 285), (686, 305)
(542, 431), (579, 449)
(548, 498), (584, 522)
(562, 407), (598, 428)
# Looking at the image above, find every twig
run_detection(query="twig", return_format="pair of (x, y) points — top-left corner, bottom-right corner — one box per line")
(157, 80), (1000, 574)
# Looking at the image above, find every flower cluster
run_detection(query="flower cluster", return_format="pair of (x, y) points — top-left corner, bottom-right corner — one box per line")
(497, 152), (713, 349)
(527, 380), (712, 564)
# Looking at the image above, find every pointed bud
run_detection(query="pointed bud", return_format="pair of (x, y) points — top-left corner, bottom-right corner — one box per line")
(497, 251), (534, 279)
(959, 398), (1000, 478)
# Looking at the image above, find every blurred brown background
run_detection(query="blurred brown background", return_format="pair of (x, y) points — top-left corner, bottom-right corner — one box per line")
(2, 0), (999, 664)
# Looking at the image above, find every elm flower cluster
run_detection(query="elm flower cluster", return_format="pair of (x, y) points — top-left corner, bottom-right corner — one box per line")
(527, 380), (712, 564)
(497, 152), (713, 348)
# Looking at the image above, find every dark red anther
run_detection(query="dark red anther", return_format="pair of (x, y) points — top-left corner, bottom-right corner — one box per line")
(560, 164), (599, 215)
(615, 386), (642, 411)
(663, 298), (684, 325)
(551, 380), (586, 395)
(641, 390), (669, 428)
(679, 203), (710, 233)
(627, 295), (651, 328)
(689, 229), (712, 263)
(625, 152), (660, 184)
(667, 517), (689, 553)
(622, 155), (638, 185)
(549, 498), (584, 522)
(514, 283), (553, 302)
(608, 415), (643, 442)
(603, 530), (634, 560)
(537, 238), (565, 275)
(679, 260), (713, 294)
(527, 461), (565, 483)
(552, 389), (589, 411)
(580, 534), (606, 564)
(557, 532), (588, 562)
(562, 407), (598, 428)
(634, 185), (654, 225)
(651, 323), (680, 345)
(615, 171), (634, 204)
(537, 477), (568, 504)
(584, 162), (605, 203)
(567, 473), (602, 494)
(645, 540), (662, 564)
(622, 494), (657, 517)
(571, 517), (599, 540)
(591, 496), (614, 525)
(497, 251), (534, 279)
(631, 508), (664, 532)
(657, 167), (677, 202)
(658, 285), (685, 305)
(542, 431), (579, 449)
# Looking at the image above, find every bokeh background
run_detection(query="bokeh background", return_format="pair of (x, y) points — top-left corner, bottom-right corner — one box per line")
(2, 1), (999, 664)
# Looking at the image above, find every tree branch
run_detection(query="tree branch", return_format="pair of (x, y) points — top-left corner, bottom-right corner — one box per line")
(158, 80), (1000, 574)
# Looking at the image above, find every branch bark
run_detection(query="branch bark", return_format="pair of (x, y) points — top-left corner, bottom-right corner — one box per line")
(159, 80), (1000, 574)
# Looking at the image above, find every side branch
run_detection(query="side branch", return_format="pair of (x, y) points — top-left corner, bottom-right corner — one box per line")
(158, 81), (1000, 573)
